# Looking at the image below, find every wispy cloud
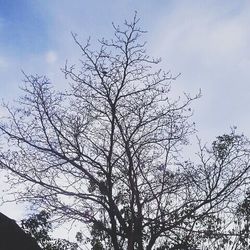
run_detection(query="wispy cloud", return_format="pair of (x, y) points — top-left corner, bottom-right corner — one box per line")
(45, 50), (57, 64)
(150, 1), (250, 140)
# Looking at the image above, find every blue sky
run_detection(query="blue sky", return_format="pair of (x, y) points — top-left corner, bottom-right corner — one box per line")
(1, 0), (250, 220)
(0, 0), (49, 54)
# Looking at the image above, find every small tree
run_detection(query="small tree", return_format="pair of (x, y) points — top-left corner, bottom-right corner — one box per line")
(211, 191), (250, 250)
(233, 192), (250, 249)
(21, 210), (78, 250)
(0, 14), (250, 249)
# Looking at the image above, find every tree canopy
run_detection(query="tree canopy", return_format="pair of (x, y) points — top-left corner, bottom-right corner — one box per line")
(0, 14), (250, 250)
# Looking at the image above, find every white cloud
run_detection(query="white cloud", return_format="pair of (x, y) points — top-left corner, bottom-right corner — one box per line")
(208, 20), (246, 54)
(153, 3), (250, 66)
(149, 2), (250, 140)
(45, 50), (57, 64)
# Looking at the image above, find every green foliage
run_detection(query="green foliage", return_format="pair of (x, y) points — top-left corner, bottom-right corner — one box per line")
(234, 192), (250, 248)
(21, 211), (79, 250)
(212, 132), (240, 160)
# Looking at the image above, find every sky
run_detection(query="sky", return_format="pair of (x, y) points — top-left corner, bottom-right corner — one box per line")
(0, 0), (250, 225)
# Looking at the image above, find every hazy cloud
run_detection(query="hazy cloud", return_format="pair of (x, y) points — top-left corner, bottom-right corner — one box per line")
(45, 50), (57, 64)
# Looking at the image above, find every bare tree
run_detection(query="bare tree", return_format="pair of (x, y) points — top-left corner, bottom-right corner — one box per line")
(0, 14), (250, 250)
